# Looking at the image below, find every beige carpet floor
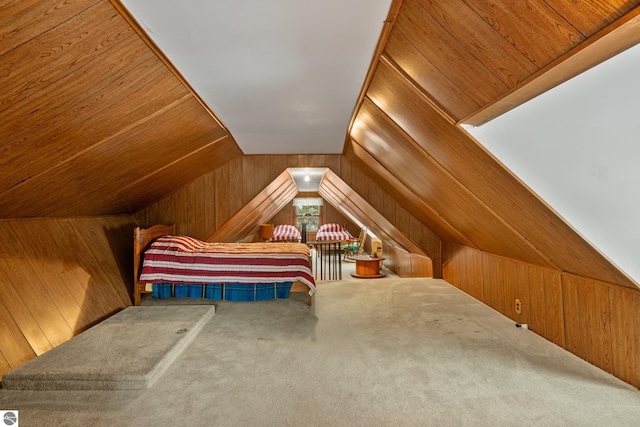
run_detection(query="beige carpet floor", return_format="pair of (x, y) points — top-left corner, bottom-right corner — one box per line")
(2, 305), (215, 390)
(1, 267), (639, 426)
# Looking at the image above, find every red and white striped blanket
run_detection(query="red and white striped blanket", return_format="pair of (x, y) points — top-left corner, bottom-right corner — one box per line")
(315, 223), (354, 242)
(139, 236), (315, 294)
(273, 224), (302, 242)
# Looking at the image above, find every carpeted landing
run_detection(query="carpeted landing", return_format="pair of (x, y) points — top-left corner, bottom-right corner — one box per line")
(1, 305), (215, 390)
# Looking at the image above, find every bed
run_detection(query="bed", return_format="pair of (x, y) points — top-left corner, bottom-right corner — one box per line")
(272, 224), (302, 242)
(133, 225), (315, 306)
(315, 223), (354, 243)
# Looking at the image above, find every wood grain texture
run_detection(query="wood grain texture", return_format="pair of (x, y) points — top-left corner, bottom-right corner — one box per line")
(0, 0), (100, 57)
(346, 141), (471, 247)
(0, 215), (135, 379)
(464, 6), (640, 126)
(463, 0), (584, 67)
(608, 286), (640, 387)
(319, 170), (430, 259)
(384, 21), (481, 119)
(207, 170), (299, 243)
(544, 0), (637, 36)
(353, 98), (553, 267)
(418, 0), (538, 88)
(385, 245), (433, 277)
(0, 1), (129, 112)
(443, 242), (638, 387)
(364, 56), (638, 288)
(0, 0), (236, 218)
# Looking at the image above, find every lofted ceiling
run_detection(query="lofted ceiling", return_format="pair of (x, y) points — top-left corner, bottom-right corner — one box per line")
(120, 0), (392, 154)
(1, 1), (639, 288)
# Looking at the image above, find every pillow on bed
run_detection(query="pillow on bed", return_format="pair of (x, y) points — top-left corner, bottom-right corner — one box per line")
(318, 223), (345, 233)
(273, 224), (302, 241)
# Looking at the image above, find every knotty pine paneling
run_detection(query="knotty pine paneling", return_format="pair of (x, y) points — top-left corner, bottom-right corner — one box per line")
(0, 215), (135, 380)
(443, 242), (640, 387)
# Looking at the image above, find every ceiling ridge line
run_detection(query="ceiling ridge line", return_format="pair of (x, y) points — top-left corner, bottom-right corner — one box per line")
(343, 0), (405, 154)
(108, 0), (240, 152)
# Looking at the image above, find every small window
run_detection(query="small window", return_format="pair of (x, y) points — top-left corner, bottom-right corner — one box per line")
(293, 198), (323, 231)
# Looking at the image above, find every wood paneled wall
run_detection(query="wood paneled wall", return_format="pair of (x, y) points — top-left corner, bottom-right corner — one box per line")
(340, 156), (442, 277)
(1, 0), (240, 218)
(134, 155), (341, 240)
(0, 216), (136, 379)
(207, 170), (299, 243)
(134, 154), (440, 275)
(443, 242), (640, 388)
(269, 191), (357, 237)
(384, 246), (433, 278)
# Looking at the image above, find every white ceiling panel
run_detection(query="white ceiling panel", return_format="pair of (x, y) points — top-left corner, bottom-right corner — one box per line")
(121, 0), (392, 154)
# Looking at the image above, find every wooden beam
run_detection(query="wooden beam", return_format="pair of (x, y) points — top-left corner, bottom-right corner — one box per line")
(463, 7), (640, 126)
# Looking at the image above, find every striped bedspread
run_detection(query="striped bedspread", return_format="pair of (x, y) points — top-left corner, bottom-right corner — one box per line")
(139, 236), (315, 294)
(315, 223), (354, 242)
(273, 224), (302, 242)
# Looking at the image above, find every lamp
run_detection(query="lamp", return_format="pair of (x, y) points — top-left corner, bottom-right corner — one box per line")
(259, 223), (274, 241)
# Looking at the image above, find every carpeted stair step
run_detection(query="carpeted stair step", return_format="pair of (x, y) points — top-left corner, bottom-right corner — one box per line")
(2, 305), (215, 390)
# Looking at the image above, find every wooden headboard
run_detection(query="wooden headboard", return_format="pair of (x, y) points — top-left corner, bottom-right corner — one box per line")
(133, 224), (176, 306)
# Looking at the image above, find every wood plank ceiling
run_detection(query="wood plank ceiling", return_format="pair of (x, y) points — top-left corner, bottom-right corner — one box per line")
(1, 0), (639, 289)
(0, 0), (241, 217)
(347, 0), (640, 288)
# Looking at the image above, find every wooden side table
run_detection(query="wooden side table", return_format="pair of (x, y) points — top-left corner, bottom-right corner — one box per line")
(350, 255), (385, 278)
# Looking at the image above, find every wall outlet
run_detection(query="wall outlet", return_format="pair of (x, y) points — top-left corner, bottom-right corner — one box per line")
(515, 299), (522, 314)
